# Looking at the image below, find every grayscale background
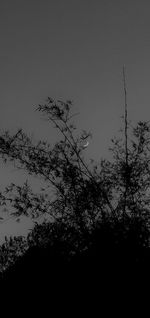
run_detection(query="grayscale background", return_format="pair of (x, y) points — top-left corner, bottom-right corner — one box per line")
(0, 0), (150, 241)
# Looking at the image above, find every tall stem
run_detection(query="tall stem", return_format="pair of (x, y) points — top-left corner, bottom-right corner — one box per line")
(123, 65), (128, 167)
(123, 65), (128, 216)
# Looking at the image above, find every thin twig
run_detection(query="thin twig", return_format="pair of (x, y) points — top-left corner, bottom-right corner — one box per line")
(123, 65), (129, 216)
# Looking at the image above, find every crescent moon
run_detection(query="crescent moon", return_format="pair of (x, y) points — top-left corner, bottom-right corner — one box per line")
(83, 141), (89, 148)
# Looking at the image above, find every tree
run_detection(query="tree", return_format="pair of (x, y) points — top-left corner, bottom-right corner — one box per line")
(0, 235), (28, 275)
(0, 98), (114, 234)
(0, 96), (149, 279)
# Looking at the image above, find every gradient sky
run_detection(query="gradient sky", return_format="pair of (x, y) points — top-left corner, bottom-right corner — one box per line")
(1, 0), (150, 240)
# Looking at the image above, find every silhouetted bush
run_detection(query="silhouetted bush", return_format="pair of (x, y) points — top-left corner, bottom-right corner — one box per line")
(0, 97), (150, 296)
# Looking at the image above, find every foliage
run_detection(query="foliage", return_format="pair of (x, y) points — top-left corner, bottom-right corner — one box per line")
(0, 98), (150, 279)
(0, 235), (28, 274)
(0, 98), (114, 231)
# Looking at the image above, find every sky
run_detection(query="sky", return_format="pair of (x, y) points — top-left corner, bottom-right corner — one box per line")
(1, 0), (150, 241)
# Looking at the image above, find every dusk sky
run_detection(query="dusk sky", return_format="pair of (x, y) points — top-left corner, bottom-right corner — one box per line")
(1, 0), (150, 240)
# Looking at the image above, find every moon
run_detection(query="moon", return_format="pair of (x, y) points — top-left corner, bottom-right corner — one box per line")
(83, 141), (89, 148)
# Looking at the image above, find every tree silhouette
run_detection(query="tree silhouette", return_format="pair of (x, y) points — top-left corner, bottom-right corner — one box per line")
(0, 96), (150, 293)
(0, 98), (114, 232)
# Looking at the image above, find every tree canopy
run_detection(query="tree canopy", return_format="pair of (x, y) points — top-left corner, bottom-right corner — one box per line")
(0, 97), (150, 279)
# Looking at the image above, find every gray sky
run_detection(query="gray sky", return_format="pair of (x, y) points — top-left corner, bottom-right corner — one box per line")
(1, 0), (150, 241)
